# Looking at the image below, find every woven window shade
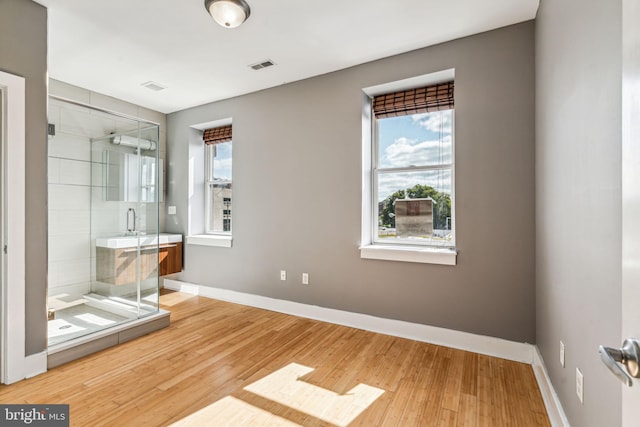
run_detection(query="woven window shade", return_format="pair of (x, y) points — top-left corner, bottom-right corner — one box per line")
(372, 81), (454, 119)
(203, 125), (232, 145)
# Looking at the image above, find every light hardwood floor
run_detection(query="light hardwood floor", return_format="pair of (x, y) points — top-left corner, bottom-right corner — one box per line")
(0, 290), (550, 426)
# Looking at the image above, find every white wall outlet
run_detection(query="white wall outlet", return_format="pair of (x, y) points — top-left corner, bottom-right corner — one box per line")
(560, 340), (565, 367)
(167, 205), (177, 215)
(302, 273), (309, 285)
(280, 270), (287, 281)
(576, 368), (584, 404)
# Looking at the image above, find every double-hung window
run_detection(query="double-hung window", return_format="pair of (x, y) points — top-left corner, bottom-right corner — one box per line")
(204, 124), (233, 235)
(371, 81), (455, 251)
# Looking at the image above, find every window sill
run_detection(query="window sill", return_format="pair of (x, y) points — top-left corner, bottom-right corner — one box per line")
(360, 244), (457, 265)
(186, 234), (232, 248)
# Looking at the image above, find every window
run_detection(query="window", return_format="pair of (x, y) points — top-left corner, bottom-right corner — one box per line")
(371, 81), (455, 250)
(204, 125), (232, 235)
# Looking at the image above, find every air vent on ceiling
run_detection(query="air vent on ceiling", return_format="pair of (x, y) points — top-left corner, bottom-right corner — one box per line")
(141, 81), (168, 92)
(249, 59), (276, 71)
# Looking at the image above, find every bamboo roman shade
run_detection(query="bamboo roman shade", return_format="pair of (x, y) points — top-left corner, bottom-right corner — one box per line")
(202, 125), (232, 145)
(372, 81), (454, 119)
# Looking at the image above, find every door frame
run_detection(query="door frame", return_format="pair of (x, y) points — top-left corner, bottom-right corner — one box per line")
(0, 70), (27, 384)
(622, 0), (640, 424)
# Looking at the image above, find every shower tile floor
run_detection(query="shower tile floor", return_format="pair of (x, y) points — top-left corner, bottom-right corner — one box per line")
(48, 304), (131, 347)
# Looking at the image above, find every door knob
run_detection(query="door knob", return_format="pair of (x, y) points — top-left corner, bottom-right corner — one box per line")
(599, 338), (640, 387)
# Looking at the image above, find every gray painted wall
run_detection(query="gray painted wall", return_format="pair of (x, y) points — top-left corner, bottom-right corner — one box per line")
(167, 22), (536, 343)
(536, 0), (622, 425)
(0, 0), (48, 356)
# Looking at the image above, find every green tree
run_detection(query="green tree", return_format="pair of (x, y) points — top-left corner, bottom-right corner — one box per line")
(379, 184), (451, 230)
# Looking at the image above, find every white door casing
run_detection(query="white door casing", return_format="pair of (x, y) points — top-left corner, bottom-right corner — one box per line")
(622, 0), (640, 424)
(0, 70), (27, 384)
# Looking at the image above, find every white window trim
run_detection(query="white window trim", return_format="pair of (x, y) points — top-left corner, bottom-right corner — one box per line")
(187, 234), (232, 248)
(360, 69), (457, 266)
(360, 245), (456, 265)
(187, 118), (234, 248)
(201, 119), (233, 238)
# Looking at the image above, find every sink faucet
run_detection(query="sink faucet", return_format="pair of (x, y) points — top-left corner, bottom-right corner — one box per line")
(126, 208), (136, 235)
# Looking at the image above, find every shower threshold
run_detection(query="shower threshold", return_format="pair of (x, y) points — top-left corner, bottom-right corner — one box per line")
(47, 305), (169, 369)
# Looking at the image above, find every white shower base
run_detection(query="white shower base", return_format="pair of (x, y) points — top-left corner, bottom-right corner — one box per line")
(48, 304), (130, 347)
(47, 289), (160, 347)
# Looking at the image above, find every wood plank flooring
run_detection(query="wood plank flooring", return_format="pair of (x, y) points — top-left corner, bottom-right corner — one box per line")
(0, 290), (550, 426)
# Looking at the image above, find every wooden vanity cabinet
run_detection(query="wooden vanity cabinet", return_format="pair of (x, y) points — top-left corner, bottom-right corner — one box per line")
(159, 242), (182, 276)
(96, 242), (183, 286)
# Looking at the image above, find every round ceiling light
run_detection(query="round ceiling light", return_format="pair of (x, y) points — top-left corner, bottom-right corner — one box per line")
(204, 0), (251, 29)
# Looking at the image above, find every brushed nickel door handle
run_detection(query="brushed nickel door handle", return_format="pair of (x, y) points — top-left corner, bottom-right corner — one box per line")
(599, 338), (640, 387)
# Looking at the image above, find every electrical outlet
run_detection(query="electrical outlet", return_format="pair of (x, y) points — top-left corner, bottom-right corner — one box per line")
(560, 341), (565, 367)
(576, 368), (584, 404)
(280, 270), (287, 281)
(302, 273), (309, 285)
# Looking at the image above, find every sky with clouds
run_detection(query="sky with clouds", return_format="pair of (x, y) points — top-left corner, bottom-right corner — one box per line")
(377, 110), (453, 201)
(211, 142), (233, 181)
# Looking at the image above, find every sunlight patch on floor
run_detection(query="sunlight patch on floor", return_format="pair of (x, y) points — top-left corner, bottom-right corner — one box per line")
(160, 291), (197, 307)
(170, 396), (302, 427)
(170, 363), (384, 427)
(244, 363), (385, 427)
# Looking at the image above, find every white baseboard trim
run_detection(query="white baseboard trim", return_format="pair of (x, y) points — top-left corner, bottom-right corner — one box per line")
(532, 346), (570, 427)
(164, 279), (533, 364)
(24, 351), (47, 379)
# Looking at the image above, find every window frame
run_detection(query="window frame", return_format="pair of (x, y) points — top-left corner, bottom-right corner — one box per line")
(204, 140), (233, 236)
(371, 111), (456, 248)
(360, 69), (457, 265)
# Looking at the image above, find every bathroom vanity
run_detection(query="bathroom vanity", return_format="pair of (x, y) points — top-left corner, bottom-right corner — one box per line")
(95, 233), (183, 285)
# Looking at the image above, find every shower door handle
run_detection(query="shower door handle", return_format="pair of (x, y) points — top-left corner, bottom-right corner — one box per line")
(127, 208), (136, 232)
(599, 338), (640, 387)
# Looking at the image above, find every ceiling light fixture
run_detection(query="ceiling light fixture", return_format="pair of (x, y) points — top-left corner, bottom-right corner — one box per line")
(204, 0), (251, 28)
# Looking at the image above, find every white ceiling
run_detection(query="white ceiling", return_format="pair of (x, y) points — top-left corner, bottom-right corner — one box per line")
(35, 0), (539, 114)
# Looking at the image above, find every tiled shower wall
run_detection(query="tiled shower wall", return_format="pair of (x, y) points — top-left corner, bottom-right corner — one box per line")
(47, 80), (167, 298)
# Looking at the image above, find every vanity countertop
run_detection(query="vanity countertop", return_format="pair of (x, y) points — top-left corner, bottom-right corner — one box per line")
(95, 233), (182, 249)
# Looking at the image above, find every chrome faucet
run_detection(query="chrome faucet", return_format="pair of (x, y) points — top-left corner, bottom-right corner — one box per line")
(126, 208), (136, 235)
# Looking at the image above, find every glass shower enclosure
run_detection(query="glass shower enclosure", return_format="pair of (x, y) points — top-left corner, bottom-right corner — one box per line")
(47, 97), (161, 347)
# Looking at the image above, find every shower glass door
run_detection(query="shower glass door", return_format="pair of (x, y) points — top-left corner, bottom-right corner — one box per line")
(47, 98), (160, 346)
(91, 119), (160, 318)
